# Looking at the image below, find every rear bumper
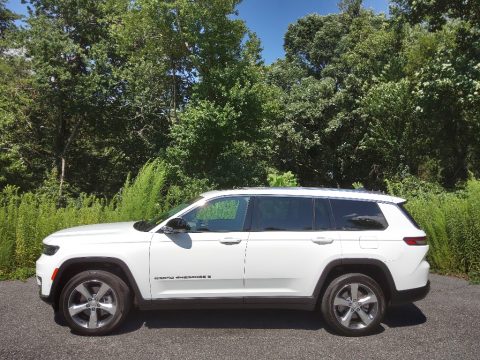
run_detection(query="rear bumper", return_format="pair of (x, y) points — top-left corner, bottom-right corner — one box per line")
(390, 280), (430, 306)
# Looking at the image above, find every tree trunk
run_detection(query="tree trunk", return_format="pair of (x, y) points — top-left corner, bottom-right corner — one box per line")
(58, 156), (66, 197)
(57, 117), (83, 197)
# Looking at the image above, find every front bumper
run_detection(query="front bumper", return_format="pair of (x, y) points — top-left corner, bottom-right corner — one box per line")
(36, 253), (59, 301)
(39, 291), (54, 305)
(390, 280), (430, 306)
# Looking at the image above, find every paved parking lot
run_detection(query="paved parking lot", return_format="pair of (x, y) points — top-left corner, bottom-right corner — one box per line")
(0, 273), (478, 359)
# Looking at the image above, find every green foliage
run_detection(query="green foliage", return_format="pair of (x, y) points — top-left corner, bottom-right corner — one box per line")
(271, 7), (398, 188)
(168, 62), (279, 188)
(270, 2), (480, 189)
(115, 160), (168, 221)
(267, 170), (298, 187)
(352, 182), (364, 189)
(0, 0), (256, 197)
(0, 3), (33, 190)
(393, 0), (480, 29)
(0, 0), (477, 196)
(0, 185), (112, 278)
(0, 0), (19, 46)
(1, 0), (480, 282)
(385, 175), (445, 199)
(0, 160), (208, 279)
(388, 177), (480, 283)
(284, 13), (347, 76)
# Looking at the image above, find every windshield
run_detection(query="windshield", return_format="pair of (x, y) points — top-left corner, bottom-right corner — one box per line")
(133, 196), (203, 232)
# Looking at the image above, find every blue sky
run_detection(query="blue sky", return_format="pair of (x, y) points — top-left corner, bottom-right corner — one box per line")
(6, 0), (390, 64)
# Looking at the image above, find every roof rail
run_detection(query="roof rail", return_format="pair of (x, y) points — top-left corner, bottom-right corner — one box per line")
(238, 186), (385, 195)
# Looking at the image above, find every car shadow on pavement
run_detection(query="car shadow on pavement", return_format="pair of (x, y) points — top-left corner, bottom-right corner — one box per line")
(119, 309), (324, 333)
(113, 303), (425, 335)
(54, 303), (426, 335)
(383, 303), (427, 328)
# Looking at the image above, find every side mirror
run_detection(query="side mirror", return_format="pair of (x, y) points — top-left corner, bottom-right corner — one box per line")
(161, 217), (190, 234)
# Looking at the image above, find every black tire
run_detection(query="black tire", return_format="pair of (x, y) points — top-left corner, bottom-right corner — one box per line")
(60, 270), (131, 336)
(320, 273), (385, 336)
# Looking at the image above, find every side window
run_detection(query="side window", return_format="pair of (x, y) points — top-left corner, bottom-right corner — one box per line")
(330, 199), (388, 230)
(182, 196), (250, 232)
(314, 198), (332, 230)
(253, 197), (313, 231)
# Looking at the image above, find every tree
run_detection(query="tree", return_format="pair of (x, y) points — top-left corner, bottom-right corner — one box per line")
(13, 0), (131, 195)
(270, 0), (480, 189)
(271, 5), (400, 188)
(338, 0), (362, 18)
(0, 2), (32, 189)
(284, 13), (347, 77)
(357, 79), (421, 182)
(393, 0), (480, 29)
(114, 0), (277, 188)
(393, 2), (480, 186)
(406, 23), (480, 187)
(167, 53), (279, 188)
(0, 0), (18, 46)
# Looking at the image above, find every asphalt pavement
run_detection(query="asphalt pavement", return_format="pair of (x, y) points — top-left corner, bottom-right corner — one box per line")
(0, 273), (478, 360)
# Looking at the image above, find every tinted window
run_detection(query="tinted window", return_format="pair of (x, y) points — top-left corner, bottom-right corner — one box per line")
(330, 199), (387, 230)
(183, 196), (250, 232)
(253, 197), (313, 231)
(315, 198), (332, 230)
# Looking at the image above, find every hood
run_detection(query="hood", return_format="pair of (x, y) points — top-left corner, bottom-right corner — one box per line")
(43, 221), (139, 245)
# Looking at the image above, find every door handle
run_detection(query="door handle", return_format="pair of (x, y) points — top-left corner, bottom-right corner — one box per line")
(312, 237), (334, 245)
(220, 237), (242, 245)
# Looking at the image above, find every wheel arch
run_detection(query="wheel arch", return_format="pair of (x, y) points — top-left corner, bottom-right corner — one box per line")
(50, 257), (144, 311)
(313, 259), (397, 305)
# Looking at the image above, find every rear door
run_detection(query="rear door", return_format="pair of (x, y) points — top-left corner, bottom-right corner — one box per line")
(244, 196), (341, 298)
(329, 198), (389, 257)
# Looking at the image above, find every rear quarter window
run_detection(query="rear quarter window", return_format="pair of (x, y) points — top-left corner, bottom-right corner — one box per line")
(398, 203), (421, 229)
(330, 199), (388, 230)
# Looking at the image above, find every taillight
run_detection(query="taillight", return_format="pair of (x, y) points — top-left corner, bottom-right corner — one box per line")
(403, 236), (427, 245)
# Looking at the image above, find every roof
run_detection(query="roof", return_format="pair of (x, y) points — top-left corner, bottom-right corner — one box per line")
(200, 187), (405, 204)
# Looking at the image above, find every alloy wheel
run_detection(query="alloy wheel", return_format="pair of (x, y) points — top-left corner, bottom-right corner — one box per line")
(332, 282), (379, 329)
(67, 280), (118, 329)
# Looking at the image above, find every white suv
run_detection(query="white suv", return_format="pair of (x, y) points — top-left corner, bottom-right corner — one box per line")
(36, 188), (430, 336)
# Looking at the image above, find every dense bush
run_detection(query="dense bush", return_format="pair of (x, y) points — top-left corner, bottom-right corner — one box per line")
(388, 177), (480, 283)
(0, 160), (209, 279)
(267, 170), (299, 187)
(3, 165), (480, 282)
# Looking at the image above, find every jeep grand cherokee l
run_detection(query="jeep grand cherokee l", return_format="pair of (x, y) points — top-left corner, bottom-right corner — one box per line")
(36, 188), (430, 336)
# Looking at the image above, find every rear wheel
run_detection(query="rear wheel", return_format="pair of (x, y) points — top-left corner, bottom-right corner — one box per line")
(60, 270), (131, 336)
(320, 273), (385, 336)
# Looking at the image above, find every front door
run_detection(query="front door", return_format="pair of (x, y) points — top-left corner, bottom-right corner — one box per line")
(149, 196), (251, 299)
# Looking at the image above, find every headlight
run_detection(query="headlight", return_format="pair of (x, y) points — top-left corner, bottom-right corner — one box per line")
(43, 244), (59, 256)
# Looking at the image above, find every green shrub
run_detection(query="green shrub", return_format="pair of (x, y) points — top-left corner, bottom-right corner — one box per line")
(0, 160), (209, 279)
(388, 177), (480, 282)
(115, 159), (168, 221)
(267, 170), (298, 187)
(3, 166), (480, 283)
(0, 186), (19, 272)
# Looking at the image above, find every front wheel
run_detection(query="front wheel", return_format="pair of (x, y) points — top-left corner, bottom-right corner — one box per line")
(320, 273), (386, 336)
(60, 270), (131, 336)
